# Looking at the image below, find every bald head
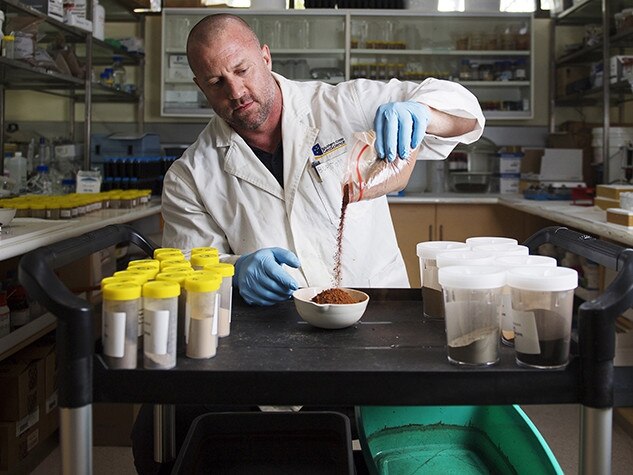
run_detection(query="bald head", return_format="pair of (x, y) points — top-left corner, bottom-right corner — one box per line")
(187, 14), (260, 75)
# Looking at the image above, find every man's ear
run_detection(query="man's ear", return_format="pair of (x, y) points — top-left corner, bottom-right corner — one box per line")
(261, 44), (272, 70)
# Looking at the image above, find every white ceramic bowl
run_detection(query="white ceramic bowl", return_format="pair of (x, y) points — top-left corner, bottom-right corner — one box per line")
(292, 287), (369, 329)
(0, 208), (16, 226)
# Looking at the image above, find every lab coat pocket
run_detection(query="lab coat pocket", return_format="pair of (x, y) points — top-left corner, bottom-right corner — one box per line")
(308, 153), (347, 226)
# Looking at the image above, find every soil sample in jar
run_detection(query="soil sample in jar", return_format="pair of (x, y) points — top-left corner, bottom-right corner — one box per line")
(515, 309), (570, 368)
(448, 325), (499, 366)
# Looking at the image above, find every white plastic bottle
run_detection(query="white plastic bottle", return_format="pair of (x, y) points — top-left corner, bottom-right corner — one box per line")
(93, 0), (105, 41)
(5, 151), (27, 193)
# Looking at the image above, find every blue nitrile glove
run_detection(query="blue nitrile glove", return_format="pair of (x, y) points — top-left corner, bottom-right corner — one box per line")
(374, 101), (431, 162)
(233, 247), (301, 306)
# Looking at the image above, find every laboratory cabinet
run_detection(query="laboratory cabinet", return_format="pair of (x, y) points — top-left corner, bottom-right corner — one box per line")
(161, 8), (533, 120)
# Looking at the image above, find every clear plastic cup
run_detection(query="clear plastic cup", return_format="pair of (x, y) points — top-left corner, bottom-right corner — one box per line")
(507, 266), (578, 369)
(438, 265), (506, 366)
(466, 236), (518, 248)
(494, 255), (558, 347)
(415, 241), (468, 319)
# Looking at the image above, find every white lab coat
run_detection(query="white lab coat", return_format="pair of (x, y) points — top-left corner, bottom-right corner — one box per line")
(161, 75), (484, 288)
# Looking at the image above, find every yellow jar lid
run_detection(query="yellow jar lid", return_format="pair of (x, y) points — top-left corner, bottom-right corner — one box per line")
(103, 282), (142, 300)
(203, 262), (235, 277)
(190, 247), (219, 256)
(154, 248), (184, 258)
(126, 265), (159, 278)
(155, 271), (193, 286)
(142, 280), (180, 299)
(185, 274), (222, 293)
(101, 276), (144, 289)
(161, 262), (193, 272)
(160, 258), (189, 270)
(190, 253), (220, 267)
(113, 270), (151, 284)
(128, 259), (160, 270)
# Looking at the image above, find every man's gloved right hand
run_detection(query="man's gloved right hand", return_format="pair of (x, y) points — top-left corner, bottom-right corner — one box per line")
(234, 247), (301, 306)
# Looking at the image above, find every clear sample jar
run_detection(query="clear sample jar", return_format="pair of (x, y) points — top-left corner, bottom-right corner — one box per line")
(184, 274), (222, 359)
(190, 253), (220, 270)
(416, 241), (469, 320)
(155, 271), (192, 351)
(507, 266), (578, 369)
(112, 271), (151, 336)
(203, 263), (235, 337)
(438, 265), (506, 366)
(142, 281), (180, 370)
(494, 255), (558, 347)
(102, 283), (141, 369)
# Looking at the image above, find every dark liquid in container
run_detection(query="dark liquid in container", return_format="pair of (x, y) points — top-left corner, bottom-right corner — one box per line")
(515, 309), (570, 368)
(516, 337), (569, 368)
(422, 287), (444, 319)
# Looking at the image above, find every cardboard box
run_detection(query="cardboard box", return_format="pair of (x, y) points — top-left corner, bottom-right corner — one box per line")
(16, 340), (58, 440)
(596, 184), (633, 200)
(20, 0), (63, 21)
(556, 65), (590, 97)
(521, 148), (583, 182)
(0, 358), (43, 423)
(0, 422), (39, 472)
(499, 174), (520, 194)
(499, 154), (522, 174)
(594, 196), (620, 210)
(610, 55), (633, 84)
(607, 208), (633, 227)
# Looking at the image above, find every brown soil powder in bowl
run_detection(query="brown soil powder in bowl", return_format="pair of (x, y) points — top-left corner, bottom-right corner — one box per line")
(312, 288), (357, 304)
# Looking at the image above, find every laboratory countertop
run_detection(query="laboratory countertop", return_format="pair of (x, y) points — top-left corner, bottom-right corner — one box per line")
(388, 192), (633, 247)
(0, 200), (161, 261)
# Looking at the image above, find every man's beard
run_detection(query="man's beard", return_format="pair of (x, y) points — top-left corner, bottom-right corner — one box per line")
(227, 82), (276, 131)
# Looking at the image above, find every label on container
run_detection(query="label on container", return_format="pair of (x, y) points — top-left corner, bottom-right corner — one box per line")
(144, 309), (170, 355)
(212, 294), (219, 336)
(103, 311), (126, 358)
(513, 309), (540, 354)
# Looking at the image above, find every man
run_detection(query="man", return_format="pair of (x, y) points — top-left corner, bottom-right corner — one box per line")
(161, 13), (484, 306)
(133, 14), (484, 474)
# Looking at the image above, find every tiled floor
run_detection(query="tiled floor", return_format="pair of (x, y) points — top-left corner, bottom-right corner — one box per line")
(33, 404), (633, 474)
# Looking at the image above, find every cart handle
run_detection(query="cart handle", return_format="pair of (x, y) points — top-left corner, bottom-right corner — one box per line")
(524, 226), (633, 408)
(18, 224), (157, 408)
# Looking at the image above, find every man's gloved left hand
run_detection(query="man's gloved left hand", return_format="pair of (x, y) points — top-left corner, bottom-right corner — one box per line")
(374, 101), (431, 162)
(234, 247), (301, 306)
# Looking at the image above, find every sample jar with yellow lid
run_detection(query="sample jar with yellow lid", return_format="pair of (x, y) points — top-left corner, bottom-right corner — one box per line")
(154, 248), (184, 259)
(190, 253), (220, 270)
(102, 282), (141, 369)
(204, 263), (235, 337)
(184, 274), (222, 359)
(128, 259), (161, 270)
(142, 281), (180, 369)
(156, 270), (194, 347)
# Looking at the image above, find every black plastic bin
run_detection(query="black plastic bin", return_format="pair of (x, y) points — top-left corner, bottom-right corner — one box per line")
(171, 411), (355, 475)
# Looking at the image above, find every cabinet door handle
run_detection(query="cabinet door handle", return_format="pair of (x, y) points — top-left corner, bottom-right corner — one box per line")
(439, 224), (444, 241)
(428, 224), (433, 241)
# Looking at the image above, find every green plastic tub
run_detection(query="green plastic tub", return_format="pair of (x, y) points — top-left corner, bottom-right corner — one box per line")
(356, 405), (563, 475)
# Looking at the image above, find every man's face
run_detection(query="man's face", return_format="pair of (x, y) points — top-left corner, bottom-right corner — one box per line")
(191, 28), (277, 132)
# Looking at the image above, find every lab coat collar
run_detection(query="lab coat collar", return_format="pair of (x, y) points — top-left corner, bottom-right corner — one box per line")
(274, 73), (319, 215)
